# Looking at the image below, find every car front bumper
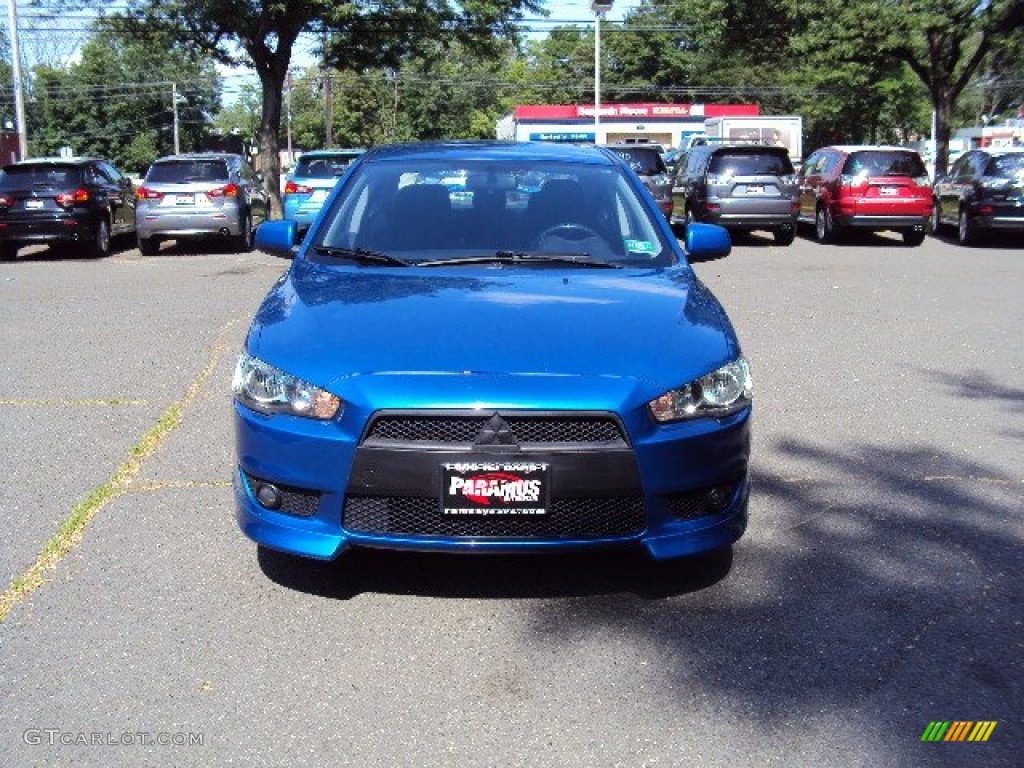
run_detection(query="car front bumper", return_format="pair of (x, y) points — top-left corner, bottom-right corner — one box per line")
(233, 402), (751, 562)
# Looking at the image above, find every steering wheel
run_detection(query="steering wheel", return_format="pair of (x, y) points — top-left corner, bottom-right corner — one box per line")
(531, 223), (604, 249)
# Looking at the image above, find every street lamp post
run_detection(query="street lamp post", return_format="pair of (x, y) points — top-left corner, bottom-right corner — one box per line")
(592, 0), (613, 143)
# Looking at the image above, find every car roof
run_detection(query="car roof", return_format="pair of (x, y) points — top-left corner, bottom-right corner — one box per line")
(7, 157), (101, 166)
(602, 144), (662, 152)
(152, 153), (238, 162)
(299, 149), (365, 157)
(979, 147), (1024, 156)
(822, 145), (922, 154)
(706, 143), (789, 153)
(362, 140), (619, 168)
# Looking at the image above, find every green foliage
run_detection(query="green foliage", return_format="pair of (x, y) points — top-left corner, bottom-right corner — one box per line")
(26, 22), (220, 173)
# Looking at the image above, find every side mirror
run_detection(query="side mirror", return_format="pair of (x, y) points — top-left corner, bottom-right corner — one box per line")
(684, 222), (731, 262)
(255, 220), (298, 259)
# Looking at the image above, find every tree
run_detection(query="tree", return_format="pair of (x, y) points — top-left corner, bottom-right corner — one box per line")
(111, 0), (542, 217)
(804, 0), (1024, 175)
(28, 22), (220, 174)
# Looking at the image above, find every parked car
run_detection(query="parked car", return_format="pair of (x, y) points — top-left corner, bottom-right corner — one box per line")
(0, 157), (135, 260)
(603, 143), (673, 220)
(234, 140), (750, 567)
(670, 143), (799, 245)
(283, 149), (364, 234)
(931, 147), (1024, 245)
(797, 145), (931, 245)
(135, 152), (268, 255)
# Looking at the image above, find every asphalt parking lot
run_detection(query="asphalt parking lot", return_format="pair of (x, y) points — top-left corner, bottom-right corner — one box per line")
(1, 229), (1020, 767)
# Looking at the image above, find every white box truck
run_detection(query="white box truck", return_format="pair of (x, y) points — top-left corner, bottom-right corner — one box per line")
(702, 115), (803, 162)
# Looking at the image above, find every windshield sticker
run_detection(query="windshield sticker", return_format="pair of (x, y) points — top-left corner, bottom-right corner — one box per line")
(625, 239), (657, 254)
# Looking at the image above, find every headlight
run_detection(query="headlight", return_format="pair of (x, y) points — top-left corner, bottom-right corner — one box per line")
(231, 353), (341, 420)
(648, 357), (752, 423)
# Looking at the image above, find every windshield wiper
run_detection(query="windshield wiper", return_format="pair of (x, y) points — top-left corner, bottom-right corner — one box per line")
(313, 246), (410, 267)
(418, 251), (622, 269)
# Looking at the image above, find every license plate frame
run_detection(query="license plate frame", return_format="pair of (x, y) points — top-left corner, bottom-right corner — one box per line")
(441, 461), (550, 517)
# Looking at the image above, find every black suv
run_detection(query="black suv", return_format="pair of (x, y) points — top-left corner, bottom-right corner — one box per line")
(0, 157), (135, 260)
(932, 148), (1024, 245)
(602, 144), (673, 220)
(670, 143), (799, 245)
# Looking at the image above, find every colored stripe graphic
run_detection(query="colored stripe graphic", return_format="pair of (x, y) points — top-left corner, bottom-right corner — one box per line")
(968, 722), (997, 742)
(945, 721), (973, 741)
(921, 721), (996, 742)
(921, 722), (949, 742)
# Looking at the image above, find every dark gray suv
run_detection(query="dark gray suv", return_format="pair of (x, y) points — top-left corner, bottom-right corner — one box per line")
(670, 144), (799, 245)
(135, 152), (267, 255)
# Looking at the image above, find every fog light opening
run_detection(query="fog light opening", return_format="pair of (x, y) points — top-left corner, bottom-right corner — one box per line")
(254, 481), (283, 510)
(706, 485), (733, 513)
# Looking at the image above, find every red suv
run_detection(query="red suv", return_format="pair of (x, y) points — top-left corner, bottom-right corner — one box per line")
(797, 146), (932, 245)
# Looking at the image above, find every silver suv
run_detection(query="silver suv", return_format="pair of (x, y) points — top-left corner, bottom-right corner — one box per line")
(135, 153), (267, 255)
(671, 144), (799, 245)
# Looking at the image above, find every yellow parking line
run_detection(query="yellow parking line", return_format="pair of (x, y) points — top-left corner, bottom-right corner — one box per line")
(0, 319), (241, 623)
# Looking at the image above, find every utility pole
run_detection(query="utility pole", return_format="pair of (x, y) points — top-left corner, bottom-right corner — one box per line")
(322, 28), (333, 148)
(6, 0), (29, 159)
(172, 82), (181, 154)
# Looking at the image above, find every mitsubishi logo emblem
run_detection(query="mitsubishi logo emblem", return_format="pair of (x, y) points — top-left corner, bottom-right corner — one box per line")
(474, 413), (519, 449)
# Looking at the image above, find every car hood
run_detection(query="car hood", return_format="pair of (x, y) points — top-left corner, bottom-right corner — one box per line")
(247, 259), (739, 405)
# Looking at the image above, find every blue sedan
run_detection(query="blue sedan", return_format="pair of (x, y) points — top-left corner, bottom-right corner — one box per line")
(282, 149), (364, 234)
(235, 140), (750, 564)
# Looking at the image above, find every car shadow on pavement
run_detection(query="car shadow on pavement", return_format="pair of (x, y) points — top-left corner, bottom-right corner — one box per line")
(928, 229), (1024, 249)
(256, 543), (734, 601)
(4, 236), (137, 261)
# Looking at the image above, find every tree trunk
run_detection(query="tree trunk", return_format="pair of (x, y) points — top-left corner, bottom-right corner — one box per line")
(259, 71), (286, 219)
(933, 92), (954, 178)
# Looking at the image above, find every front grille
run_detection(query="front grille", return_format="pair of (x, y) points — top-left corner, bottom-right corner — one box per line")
(343, 495), (646, 538)
(363, 412), (627, 447)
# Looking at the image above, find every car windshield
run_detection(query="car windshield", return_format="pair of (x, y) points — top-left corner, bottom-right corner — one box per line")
(0, 165), (82, 188)
(708, 151), (794, 176)
(294, 154), (360, 178)
(146, 160), (229, 183)
(842, 151), (926, 177)
(607, 148), (668, 176)
(985, 153), (1024, 179)
(312, 157), (674, 267)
